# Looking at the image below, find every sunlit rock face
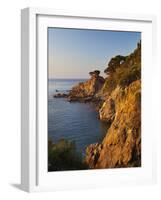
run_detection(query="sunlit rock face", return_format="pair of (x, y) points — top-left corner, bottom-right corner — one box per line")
(85, 42), (141, 169)
(86, 80), (141, 168)
(99, 98), (115, 122)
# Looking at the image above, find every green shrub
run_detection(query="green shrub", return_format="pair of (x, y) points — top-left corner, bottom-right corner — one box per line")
(102, 41), (141, 94)
(117, 63), (141, 88)
(48, 138), (88, 171)
(101, 74), (117, 94)
(104, 55), (126, 74)
(102, 63), (141, 94)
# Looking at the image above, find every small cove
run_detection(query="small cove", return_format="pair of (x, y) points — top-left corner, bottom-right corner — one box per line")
(48, 79), (108, 156)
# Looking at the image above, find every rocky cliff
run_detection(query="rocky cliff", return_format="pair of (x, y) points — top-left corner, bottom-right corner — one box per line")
(68, 70), (105, 102)
(85, 41), (141, 168)
(86, 80), (141, 168)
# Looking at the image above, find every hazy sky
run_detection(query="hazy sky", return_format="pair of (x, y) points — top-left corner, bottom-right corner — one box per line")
(48, 28), (141, 79)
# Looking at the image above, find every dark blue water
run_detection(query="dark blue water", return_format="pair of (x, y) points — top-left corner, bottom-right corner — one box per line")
(48, 79), (107, 156)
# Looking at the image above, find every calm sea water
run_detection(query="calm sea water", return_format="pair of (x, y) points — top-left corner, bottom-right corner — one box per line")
(48, 79), (107, 155)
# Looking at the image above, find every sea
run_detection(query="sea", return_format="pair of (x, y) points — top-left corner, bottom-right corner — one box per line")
(48, 79), (108, 156)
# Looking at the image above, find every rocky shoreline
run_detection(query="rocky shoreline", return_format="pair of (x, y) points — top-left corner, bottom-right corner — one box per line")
(53, 70), (105, 103)
(53, 41), (141, 169)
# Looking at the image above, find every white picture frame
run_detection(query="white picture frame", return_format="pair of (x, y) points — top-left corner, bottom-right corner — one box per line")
(21, 7), (157, 192)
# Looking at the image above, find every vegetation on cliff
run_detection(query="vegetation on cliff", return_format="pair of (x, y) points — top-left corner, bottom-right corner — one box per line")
(102, 41), (141, 94)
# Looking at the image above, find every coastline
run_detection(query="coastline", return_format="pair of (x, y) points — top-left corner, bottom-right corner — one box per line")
(50, 41), (141, 170)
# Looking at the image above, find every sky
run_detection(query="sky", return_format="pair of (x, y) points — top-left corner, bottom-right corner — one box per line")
(48, 28), (141, 79)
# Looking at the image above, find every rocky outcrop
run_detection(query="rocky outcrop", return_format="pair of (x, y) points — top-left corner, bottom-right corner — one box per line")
(85, 143), (103, 168)
(53, 70), (105, 103)
(68, 70), (105, 102)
